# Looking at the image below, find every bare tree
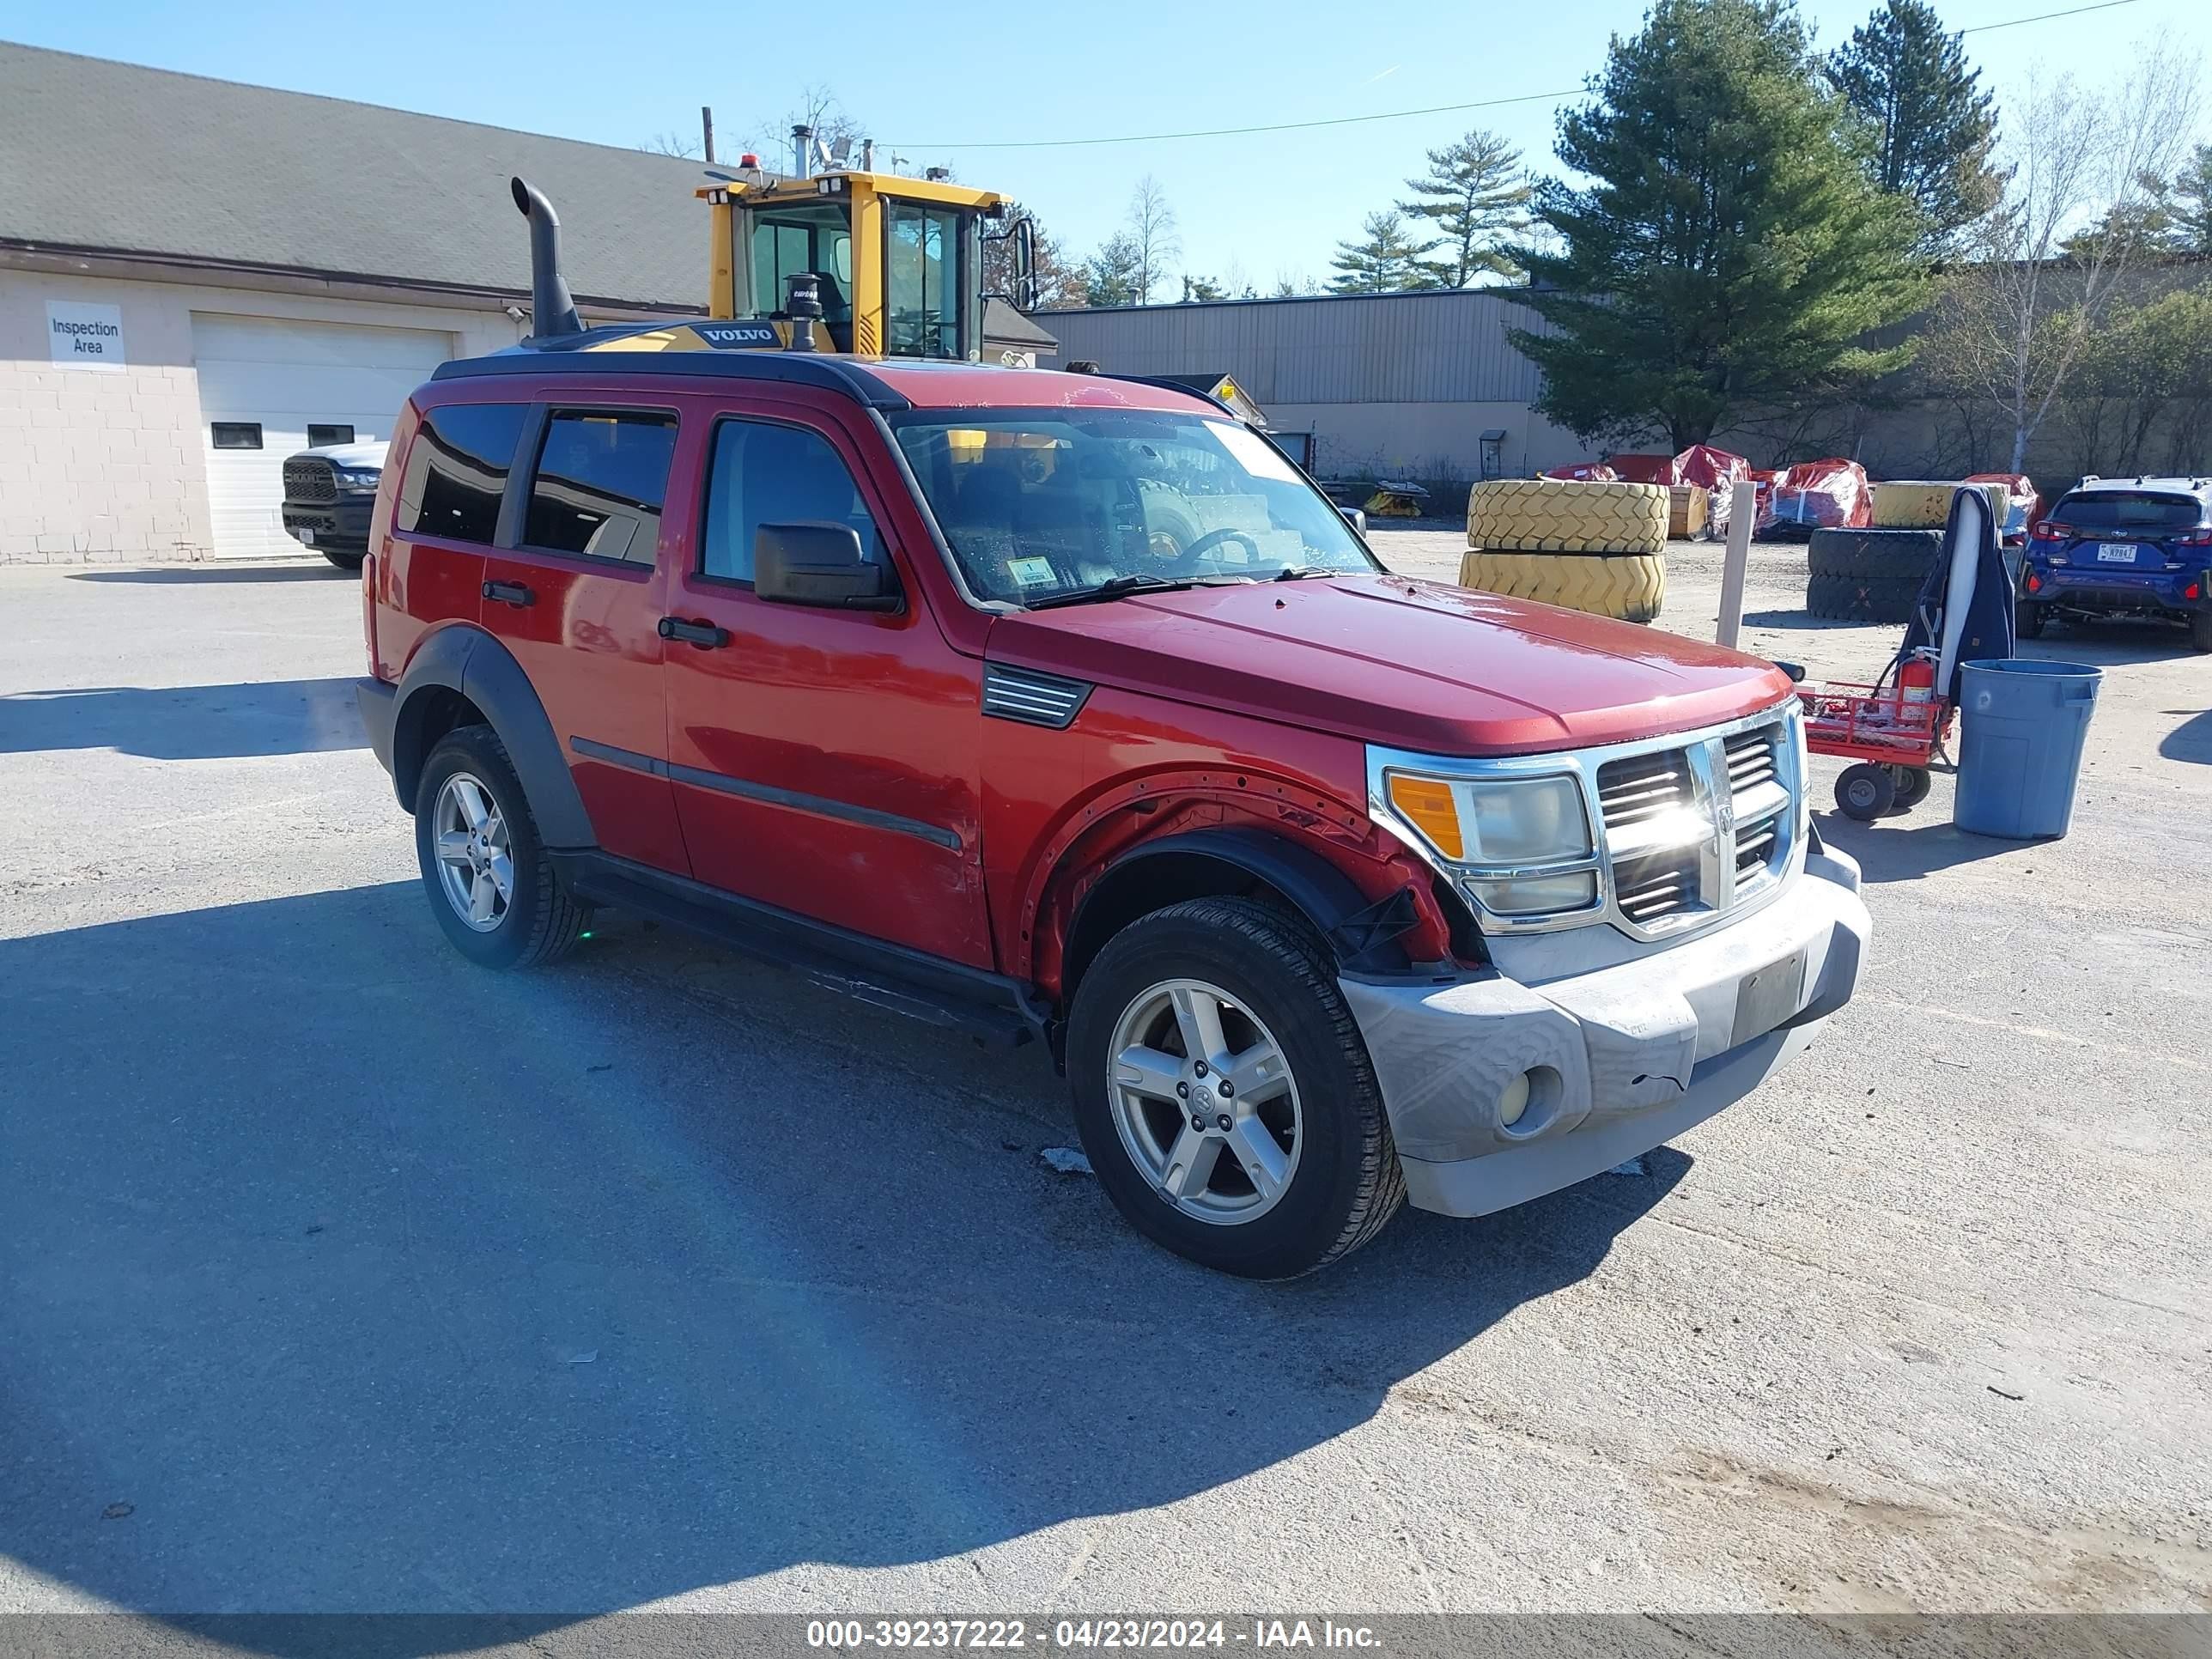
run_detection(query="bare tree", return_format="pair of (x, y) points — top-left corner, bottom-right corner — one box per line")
(746, 84), (868, 170)
(1940, 56), (2202, 471)
(639, 131), (701, 159)
(1127, 177), (1181, 305)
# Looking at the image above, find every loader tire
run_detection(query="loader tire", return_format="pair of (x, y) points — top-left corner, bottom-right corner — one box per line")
(1870, 481), (2011, 529)
(1465, 478), (1668, 556)
(1458, 549), (1665, 623)
(1807, 571), (1922, 624)
(1807, 526), (1943, 581)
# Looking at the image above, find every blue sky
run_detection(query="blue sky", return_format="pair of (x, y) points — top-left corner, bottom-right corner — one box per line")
(5, 0), (2202, 293)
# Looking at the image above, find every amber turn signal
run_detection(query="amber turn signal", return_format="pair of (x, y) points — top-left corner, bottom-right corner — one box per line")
(1387, 775), (1464, 860)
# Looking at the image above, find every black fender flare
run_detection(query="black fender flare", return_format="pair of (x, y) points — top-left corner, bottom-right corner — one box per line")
(1063, 826), (1419, 991)
(391, 626), (596, 850)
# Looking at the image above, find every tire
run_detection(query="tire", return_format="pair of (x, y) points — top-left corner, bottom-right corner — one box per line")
(2015, 599), (2047, 639)
(1890, 766), (1932, 810)
(1807, 571), (1921, 624)
(1466, 478), (1668, 556)
(2193, 610), (2212, 653)
(1458, 549), (1666, 623)
(1807, 526), (1942, 580)
(1066, 896), (1404, 1279)
(413, 725), (588, 969)
(1835, 763), (1896, 822)
(320, 548), (366, 571)
(1869, 481), (2011, 529)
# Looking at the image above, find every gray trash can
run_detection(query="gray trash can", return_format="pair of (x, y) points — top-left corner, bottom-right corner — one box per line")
(1954, 659), (2103, 839)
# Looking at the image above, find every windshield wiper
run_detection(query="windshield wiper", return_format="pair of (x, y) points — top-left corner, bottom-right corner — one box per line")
(1025, 574), (1199, 611)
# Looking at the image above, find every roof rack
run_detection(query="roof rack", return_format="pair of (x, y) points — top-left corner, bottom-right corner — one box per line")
(430, 337), (913, 410)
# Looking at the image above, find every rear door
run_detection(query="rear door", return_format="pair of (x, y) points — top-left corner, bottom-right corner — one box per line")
(658, 390), (991, 966)
(474, 401), (689, 874)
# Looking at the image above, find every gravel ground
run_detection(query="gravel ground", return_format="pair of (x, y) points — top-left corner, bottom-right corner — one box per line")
(2, 544), (2208, 1632)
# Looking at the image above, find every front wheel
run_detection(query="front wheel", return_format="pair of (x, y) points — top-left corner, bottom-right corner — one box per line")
(1835, 763), (1896, 822)
(413, 726), (587, 969)
(1066, 896), (1403, 1279)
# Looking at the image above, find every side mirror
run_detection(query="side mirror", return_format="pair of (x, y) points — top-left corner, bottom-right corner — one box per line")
(1015, 216), (1038, 313)
(754, 522), (902, 612)
(1340, 506), (1368, 536)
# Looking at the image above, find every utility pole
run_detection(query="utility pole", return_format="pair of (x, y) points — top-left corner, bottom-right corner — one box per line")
(701, 106), (716, 165)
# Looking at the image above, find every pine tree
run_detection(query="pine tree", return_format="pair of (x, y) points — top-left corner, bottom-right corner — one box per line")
(1327, 211), (1443, 295)
(1826, 0), (2000, 254)
(1511, 0), (1923, 451)
(2163, 143), (2212, 253)
(1396, 130), (1532, 286)
(1084, 233), (1144, 307)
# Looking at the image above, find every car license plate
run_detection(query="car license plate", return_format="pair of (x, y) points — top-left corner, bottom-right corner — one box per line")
(298, 528), (315, 544)
(1731, 947), (1808, 1048)
(2096, 543), (2136, 562)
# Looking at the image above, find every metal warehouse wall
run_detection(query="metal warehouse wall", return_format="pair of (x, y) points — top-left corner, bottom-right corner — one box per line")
(1038, 289), (1554, 406)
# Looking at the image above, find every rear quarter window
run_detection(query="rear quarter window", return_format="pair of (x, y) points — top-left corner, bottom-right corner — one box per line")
(397, 404), (528, 545)
(2055, 492), (2206, 531)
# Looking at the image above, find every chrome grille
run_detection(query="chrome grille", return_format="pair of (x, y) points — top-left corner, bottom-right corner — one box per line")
(1595, 750), (1692, 829)
(1724, 727), (1778, 793)
(1593, 713), (1796, 930)
(283, 457), (337, 504)
(1614, 848), (1699, 926)
(981, 663), (1091, 729)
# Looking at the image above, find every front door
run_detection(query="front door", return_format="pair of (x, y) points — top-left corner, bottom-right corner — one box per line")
(474, 402), (689, 873)
(659, 393), (990, 967)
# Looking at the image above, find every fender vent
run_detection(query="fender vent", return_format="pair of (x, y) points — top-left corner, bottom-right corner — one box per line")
(982, 664), (1091, 729)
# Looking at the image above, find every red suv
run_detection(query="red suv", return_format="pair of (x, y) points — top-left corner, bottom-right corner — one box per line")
(355, 338), (1870, 1278)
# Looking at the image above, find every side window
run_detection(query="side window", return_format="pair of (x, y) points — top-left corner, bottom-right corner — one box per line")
(397, 403), (527, 545)
(702, 419), (886, 583)
(523, 410), (679, 562)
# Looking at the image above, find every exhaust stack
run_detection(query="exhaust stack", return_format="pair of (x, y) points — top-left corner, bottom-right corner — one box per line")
(509, 176), (583, 341)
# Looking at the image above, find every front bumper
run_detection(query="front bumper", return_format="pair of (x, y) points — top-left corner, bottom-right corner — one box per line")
(283, 495), (374, 550)
(1340, 848), (1870, 1218)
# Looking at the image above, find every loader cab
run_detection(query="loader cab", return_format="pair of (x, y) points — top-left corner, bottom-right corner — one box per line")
(703, 169), (1026, 362)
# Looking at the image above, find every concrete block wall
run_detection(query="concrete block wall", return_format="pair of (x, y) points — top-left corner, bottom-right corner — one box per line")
(0, 270), (520, 565)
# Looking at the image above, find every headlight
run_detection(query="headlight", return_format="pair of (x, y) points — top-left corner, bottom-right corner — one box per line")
(1384, 772), (1589, 865)
(333, 468), (380, 490)
(1381, 766), (1601, 925)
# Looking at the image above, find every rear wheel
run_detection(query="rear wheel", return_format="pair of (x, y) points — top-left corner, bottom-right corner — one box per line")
(2193, 609), (2212, 653)
(2015, 599), (2046, 639)
(1066, 896), (1403, 1279)
(413, 726), (588, 969)
(1835, 763), (1896, 822)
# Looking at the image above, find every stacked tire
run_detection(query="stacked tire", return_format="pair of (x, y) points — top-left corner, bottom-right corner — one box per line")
(1805, 527), (1941, 623)
(1870, 480), (2011, 530)
(1459, 478), (1668, 623)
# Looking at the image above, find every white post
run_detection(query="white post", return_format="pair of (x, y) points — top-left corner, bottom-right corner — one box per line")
(1717, 480), (1755, 649)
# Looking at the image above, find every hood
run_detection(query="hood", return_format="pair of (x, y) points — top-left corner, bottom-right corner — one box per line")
(987, 574), (1794, 757)
(295, 440), (389, 470)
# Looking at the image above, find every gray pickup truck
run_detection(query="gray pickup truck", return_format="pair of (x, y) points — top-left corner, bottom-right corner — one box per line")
(280, 440), (387, 569)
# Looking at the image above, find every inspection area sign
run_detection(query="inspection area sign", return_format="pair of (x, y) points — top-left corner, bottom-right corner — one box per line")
(48, 301), (125, 370)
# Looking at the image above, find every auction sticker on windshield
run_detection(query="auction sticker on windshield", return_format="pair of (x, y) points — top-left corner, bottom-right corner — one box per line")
(1007, 556), (1057, 587)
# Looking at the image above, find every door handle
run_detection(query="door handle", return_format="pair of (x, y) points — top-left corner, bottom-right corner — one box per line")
(483, 580), (535, 607)
(659, 616), (729, 647)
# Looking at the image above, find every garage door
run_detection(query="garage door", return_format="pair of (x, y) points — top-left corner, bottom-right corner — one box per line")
(191, 314), (454, 558)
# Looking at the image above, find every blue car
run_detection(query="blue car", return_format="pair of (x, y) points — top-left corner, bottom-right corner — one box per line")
(2019, 477), (2212, 653)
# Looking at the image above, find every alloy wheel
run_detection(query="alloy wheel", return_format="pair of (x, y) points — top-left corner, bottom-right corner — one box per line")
(431, 770), (514, 933)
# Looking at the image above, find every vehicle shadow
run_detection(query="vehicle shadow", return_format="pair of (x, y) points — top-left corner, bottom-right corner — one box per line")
(2158, 708), (2212, 765)
(1815, 809), (2019, 883)
(2021, 617), (2203, 665)
(69, 563), (357, 585)
(0, 679), (365, 759)
(0, 883), (1684, 1644)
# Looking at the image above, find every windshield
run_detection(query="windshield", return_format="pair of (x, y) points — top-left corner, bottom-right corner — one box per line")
(890, 410), (1376, 605)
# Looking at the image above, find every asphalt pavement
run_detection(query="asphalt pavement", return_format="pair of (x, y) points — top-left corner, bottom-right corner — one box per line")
(2, 541), (2208, 1632)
